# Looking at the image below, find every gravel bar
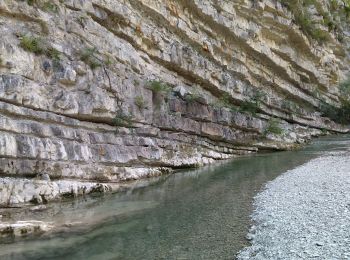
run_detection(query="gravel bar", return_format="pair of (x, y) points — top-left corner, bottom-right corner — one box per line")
(237, 151), (350, 259)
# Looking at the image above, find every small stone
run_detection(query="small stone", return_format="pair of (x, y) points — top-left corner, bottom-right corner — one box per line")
(58, 67), (77, 85)
(36, 173), (51, 181)
(30, 194), (43, 204)
(173, 85), (189, 98)
(29, 205), (47, 212)
(75, 61), (87, 75)
(5, 61), (15, 69)
(42, 60), (52, 73)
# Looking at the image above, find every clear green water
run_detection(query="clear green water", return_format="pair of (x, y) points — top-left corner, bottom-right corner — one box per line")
(1, 136), (349, 260)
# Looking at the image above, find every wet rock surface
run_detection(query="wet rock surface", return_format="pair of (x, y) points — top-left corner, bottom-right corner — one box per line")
(0, 177), (115, 206)
(238, 150), (350, 259)
(0, 221), (53, 238)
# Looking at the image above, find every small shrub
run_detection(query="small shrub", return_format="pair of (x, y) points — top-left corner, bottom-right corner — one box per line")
(281, 100), (297, 112)
(320, 101), (350, 125)
(26, 0), (59, 13)
(320, 102), (338, 121)
(112, 110), (133, 127)
(310, 29), (329, 43)
(240, 100), (259, 115)
(46, 47), (60, 62)
(240, 90), (266, 115)
(80, 47), (102, 69)
(133, 79), (140, 87)
(252, 90), (266, 104)
(41, 2), (58, 13)
(79, 48), (113, 69)
(339, 77), (350, 97)
(211, 93), (237, 111)
(134, 96), (146, 110)
(19, 35), (61, 63)
(218, 93), (232, 107)
(20, 35), (45, 55)
(147, 80), (171, 94)
(26, 0), (38, 5)
(265, 118), (283, 135)
(277, 0), (333, 43)
(185, 91), (202, 104)
(321, 128), (328, 135)
(103, 54), (114, 67)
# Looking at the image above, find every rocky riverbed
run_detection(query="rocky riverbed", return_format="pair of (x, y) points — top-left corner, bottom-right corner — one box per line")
(238, 149), (350, 259)
(0, 175), (166, 241)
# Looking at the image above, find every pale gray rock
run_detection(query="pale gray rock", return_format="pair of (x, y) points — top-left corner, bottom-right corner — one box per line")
(58, 67), (77, 85)
(36, 173), (50, 181)
(0, 0), (348, 207)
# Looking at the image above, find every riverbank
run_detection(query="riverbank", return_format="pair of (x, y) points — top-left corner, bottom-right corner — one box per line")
(1, 136), (349, 259)
(0, 176), (165, 240)
(238, 148), (350, 259)
(3, 135), (338, 259)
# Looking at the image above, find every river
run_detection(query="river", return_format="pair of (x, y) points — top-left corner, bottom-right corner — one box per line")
(1, 135), (349, 260)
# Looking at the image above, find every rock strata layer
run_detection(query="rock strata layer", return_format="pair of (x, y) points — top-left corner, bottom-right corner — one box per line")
(0, 0), (349, 206)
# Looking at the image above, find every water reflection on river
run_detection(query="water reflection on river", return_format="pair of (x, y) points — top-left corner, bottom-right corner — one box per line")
(1, 135), (349, 260)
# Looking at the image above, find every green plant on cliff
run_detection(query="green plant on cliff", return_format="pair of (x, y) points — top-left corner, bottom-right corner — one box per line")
(281, 99), (298, 113)
(211, 93), (238, 111)
(41, 2), (59, 13)
(319, 76), (350, 125)
(240, 100), (259, 115)
(19, 35), (61, 62)
(218, 93), (234, 108)
(239, 90), (265, 115)
(147, 80), (171, 95)
(320, 101), (350, 125)
(278, 0), (350, 43)
(146, 80), (172, 108)
(339, 77), (350, 97)
(79, 47), (114, 70)
(20, 35), (45, 55)
(134, 96), (147, 110)
(112, 110), (133, 127)
(264, 118), (284, 136)
(185, 90), (203, 104)
(26, 0), (59, 13)
(79, 47), (102, 69)
(26, 0), (39, 5)
(46, 47), (61, 62)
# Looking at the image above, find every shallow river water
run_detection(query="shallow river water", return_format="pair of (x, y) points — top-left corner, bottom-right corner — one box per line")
(1, 135), (349, 260)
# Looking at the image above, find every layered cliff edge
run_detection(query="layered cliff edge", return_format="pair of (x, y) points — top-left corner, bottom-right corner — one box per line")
(0, 0), (349, 207)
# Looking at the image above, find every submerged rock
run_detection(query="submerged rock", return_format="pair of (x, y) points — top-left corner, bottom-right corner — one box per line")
(0, 177), (116, 207)
(0, 221), (53, 238)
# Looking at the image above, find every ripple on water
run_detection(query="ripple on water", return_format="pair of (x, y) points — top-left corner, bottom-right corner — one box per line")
(1, 135), (349, 260)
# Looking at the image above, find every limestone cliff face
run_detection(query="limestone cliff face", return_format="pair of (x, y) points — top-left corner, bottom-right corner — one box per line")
(0, 0), (349, 205)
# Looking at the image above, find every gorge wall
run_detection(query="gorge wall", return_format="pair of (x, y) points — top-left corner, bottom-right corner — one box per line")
(0, 0), (349, 206)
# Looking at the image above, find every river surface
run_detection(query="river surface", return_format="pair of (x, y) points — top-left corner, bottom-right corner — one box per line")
(1, 136), (349, 260)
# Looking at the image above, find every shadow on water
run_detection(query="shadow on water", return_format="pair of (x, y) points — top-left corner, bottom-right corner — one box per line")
(1, 135), (349, 260)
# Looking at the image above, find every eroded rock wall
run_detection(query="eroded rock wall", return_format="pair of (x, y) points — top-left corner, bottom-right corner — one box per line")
(0, 0), (349, 205)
